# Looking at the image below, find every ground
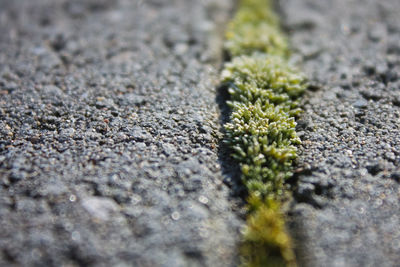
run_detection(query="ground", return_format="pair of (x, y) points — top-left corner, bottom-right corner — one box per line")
(280, 0), (400, 266)
(1, 0), (400, 266)
(0, 1), (242, 266)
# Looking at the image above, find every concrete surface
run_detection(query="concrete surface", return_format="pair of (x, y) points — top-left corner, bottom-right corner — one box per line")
(280, 0), (400, 266)
(0, 0), (243, 266)
(2, 0), (400, 266)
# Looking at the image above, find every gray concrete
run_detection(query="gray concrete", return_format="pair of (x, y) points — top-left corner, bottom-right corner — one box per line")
(280, 0), (400, 266)
(0, 0), (243, 266)
(3, 0), (400, 266)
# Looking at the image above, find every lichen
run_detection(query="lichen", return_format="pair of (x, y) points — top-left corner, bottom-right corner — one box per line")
(222, 0), (307, 266)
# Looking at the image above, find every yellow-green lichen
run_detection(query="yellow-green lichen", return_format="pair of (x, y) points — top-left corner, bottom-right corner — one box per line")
(222, 0), (307, 266)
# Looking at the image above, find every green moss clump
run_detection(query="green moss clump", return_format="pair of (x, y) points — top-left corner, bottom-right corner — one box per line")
(222, 0), (307, 266)
(241, 194), (296, 267)
(225, 0), (288, 57)
(225, 23), (288, 57)
(224, 100), (299, 198)
(222, 54), (306, 99)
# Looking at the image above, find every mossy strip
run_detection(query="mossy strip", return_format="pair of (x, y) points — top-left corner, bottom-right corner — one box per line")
(222, 0), (307, 266)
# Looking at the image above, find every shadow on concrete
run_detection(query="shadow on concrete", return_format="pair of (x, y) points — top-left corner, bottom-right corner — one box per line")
(215, 83), (247, 203)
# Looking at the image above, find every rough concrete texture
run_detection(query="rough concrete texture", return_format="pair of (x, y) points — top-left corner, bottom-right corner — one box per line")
(0, 0), (243, 266)
(280, 0), (400, 266)
(3, 0), (400, 266)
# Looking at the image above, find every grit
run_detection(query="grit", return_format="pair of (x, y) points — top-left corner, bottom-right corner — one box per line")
(0, 0), (243, 266)
(280, 0), (400, 266)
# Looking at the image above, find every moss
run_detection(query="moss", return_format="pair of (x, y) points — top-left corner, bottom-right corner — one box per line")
(225, 23), (288, 57)
(222, 54), (306, 99)
(222, 0), (307, 266)
(225, 0), (288, 57)
(241, 195), (296, 267)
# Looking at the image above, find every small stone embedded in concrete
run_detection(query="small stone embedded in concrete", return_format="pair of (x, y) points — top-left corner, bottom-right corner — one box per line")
(69, 195), (77, 202)
(171, 211), (180, 221)
(81, 197), (119, 220)
(198, 195), (209, 205)
(353, 99), (368, 108)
